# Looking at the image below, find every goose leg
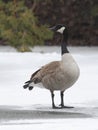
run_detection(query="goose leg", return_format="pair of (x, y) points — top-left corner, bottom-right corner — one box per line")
(60, 91), (64, 107)
(60, 91), (74, 108)
(50, 91), (61, 109)
(51, 91), (56, 108)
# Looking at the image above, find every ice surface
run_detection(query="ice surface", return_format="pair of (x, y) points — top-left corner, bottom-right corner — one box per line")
(0, 46), (98, 130)
(1, 119), (98, 130)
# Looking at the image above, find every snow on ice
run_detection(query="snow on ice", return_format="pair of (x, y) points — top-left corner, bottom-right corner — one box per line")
(0, 46), (98, 130)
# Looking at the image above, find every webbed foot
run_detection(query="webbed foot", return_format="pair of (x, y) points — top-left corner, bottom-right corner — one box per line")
(60, 104), (74, 109)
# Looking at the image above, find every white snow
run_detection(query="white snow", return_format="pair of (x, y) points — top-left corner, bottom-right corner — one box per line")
(1, 119), (98, 130)
(0, 46), (98, 130)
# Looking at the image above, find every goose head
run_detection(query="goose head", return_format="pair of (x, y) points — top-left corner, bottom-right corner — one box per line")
(50, 24), (68, 33)
(50, 24), (68, 41)
(50, 24), (69, 54)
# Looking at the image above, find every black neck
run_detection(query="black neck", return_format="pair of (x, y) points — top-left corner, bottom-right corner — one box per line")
(61, 41), (69, 55)
(61, 29), (69, 55)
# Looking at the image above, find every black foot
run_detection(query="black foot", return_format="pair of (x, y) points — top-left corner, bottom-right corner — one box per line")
(61, 105), (74, 109)
(28, 86), (33, 90)
(52, 105), (62, 109)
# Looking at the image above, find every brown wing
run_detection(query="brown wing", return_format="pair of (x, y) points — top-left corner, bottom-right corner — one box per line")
(40, 61), (60, 76)
(30, 69), (41, 80)
(31, 61), (60, 84)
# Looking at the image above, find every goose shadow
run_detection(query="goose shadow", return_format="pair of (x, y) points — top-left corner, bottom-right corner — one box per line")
(0, 105), (92, 122)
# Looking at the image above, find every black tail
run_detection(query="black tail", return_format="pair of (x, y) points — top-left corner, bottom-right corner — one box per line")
(23, 84), (29, 89)
(23, 69), (41, 91)
(25, 80), (32, 84)
(23, 80), (33, 90)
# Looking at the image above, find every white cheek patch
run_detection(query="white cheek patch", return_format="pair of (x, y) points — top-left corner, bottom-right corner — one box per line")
(57, 27), (65, 34)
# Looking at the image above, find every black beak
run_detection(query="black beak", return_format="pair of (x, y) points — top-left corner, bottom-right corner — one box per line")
(49, 26), (56, 31)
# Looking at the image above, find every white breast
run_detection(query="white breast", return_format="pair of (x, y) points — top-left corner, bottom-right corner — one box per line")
(61, 53), (80, 90)
(41, 53), (80, 91)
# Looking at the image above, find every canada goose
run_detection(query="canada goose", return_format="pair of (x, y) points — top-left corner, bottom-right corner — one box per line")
(23, 24), (80, 109)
